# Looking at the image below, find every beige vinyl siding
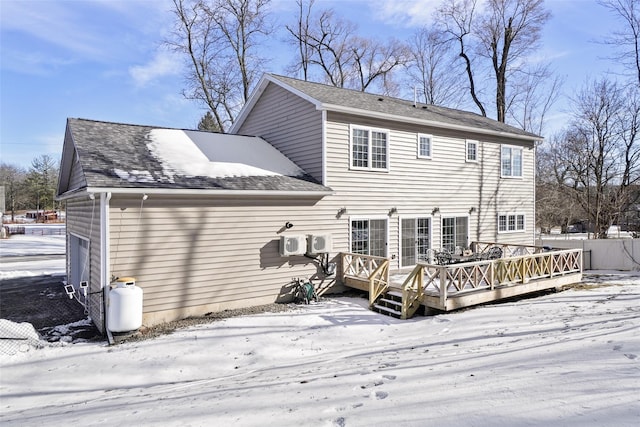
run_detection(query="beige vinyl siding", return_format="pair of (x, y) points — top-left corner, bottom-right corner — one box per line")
(108, 195), (344, 326)
(67, 153), (86, 191)
(65, 197), (103, 331)
(322, 112), (536, 267)
(235, 83), (324, 182)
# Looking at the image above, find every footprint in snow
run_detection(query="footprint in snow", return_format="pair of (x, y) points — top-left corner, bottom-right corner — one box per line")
(333, 417), (346, 427)
(373, 391), (388, 400)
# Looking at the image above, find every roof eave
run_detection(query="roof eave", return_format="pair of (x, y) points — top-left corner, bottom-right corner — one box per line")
(319, 103), (542, 142)
(73, 187), (334, 198)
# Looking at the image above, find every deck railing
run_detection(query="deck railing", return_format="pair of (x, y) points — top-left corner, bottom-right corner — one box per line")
(472, 241), (547, 257)
(341, 252), (390, 306)
(401, 247), (582, 315)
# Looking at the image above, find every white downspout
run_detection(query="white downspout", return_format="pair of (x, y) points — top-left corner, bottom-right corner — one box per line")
(321, 109), (328, 187)
(100, 192), (114, 344)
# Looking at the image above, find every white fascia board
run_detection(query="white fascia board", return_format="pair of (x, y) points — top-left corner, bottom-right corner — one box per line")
(84, 187), (333, 198)
(318, 103), (542, 144)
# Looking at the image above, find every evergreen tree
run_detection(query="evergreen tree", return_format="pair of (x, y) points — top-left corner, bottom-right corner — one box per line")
(197, 111), (220, 132)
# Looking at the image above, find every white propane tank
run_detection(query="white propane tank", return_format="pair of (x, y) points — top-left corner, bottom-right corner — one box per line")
(108, 277), (143, 333)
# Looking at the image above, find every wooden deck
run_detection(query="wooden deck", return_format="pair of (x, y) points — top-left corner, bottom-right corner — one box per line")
(341, 243), (583, 319)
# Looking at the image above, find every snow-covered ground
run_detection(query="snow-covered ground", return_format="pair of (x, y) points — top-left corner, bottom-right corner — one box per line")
(0, 234), (66, 279)
(1, 235), (639, 426)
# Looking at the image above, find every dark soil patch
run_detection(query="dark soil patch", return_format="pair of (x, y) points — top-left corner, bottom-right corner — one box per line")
(0, 274), (102, 342)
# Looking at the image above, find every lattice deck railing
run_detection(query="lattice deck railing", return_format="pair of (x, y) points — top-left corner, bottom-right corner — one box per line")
(341, 252), (390, 305)
(401, 247), (582, 317)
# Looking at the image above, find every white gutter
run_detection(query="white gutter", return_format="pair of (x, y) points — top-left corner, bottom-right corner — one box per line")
(318, 103), (542, 143)
(57, 187), (333, 201)
(87, 188), (333, 197)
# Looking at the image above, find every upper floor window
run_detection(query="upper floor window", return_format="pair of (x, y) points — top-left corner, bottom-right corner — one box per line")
(417, 134), (432, 159)
(350, 125), (389, 171)
(498, 213), (525, 233)
(466, 139), (478, 162)
(501, 145), (523, 177)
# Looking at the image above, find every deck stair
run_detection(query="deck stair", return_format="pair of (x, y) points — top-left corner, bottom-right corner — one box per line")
(371, 290), (405, 319)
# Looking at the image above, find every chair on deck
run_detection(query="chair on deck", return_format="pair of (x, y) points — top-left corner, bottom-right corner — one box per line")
(434, 250), (453, 265)
(487, 246), (503, 260)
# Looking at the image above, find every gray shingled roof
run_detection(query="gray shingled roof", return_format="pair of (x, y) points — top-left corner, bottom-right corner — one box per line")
(64, 118), (331, 193)
(268, 74), (541, 140)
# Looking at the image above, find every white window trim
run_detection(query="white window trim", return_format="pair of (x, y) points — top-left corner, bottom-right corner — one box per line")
(501, 144), (523, 178)
(398, 215), (433, 268)
(497, 213), (526, 233)
(417, 133), (433, 159)
(349, 124), (390, 172)
(348, 215), (389, 258)
(440, 214), (470, 251)
(466, 139), (478, 163)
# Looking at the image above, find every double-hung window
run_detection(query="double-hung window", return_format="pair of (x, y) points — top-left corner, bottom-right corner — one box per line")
(350, 125), (389, 171)
(498, 213), (525, 233)
(501, 145), (523, 177)
(466, 139), (478, 162)
(417, 134), (432, 159)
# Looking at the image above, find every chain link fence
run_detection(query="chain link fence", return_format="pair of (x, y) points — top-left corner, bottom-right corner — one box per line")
(0, 275), (101, 356)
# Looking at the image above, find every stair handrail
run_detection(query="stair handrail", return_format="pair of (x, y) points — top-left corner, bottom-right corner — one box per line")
(368, 258), (390, 306)
(400, 263), (425, 319)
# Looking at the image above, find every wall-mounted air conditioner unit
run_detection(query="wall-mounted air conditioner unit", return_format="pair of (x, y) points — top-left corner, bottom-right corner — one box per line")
(279, 235), (306, 256)
(307, 234), (332, 254)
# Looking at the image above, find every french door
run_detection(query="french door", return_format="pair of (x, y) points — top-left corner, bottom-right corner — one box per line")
(400, 217), (431, 267)
(442, 216), (468, 253)
(351, 218), (387, 257)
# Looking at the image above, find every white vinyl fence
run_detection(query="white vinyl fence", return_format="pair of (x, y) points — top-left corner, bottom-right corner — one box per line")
(538, 238), (640, 271)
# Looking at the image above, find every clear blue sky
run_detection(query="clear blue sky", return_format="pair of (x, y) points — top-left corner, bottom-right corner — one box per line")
(0, 0), (622, 169)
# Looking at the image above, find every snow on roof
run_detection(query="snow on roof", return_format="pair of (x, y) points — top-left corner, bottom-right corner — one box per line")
(147, 129), (304, 179)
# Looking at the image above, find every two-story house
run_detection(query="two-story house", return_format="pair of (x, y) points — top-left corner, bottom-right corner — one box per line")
(233, 74), (539, 265)
(57, 73), (542, 335)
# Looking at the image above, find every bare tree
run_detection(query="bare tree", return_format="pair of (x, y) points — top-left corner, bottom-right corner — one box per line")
(405, 26), (466, 107)
(437, 0), (552, 124)
(306, 8), (355, 88)
(286, 2), (407, 93)
(550, 79), (640, 238)
(168, 0), (272, 132)
(437, 0), (487, 116)
(351, 37), (409, 93)
(598, 0), (640, 86)
(507, 64), (564, 135)
(285, 0), (314, 80)
(477, 0), (551, 122)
